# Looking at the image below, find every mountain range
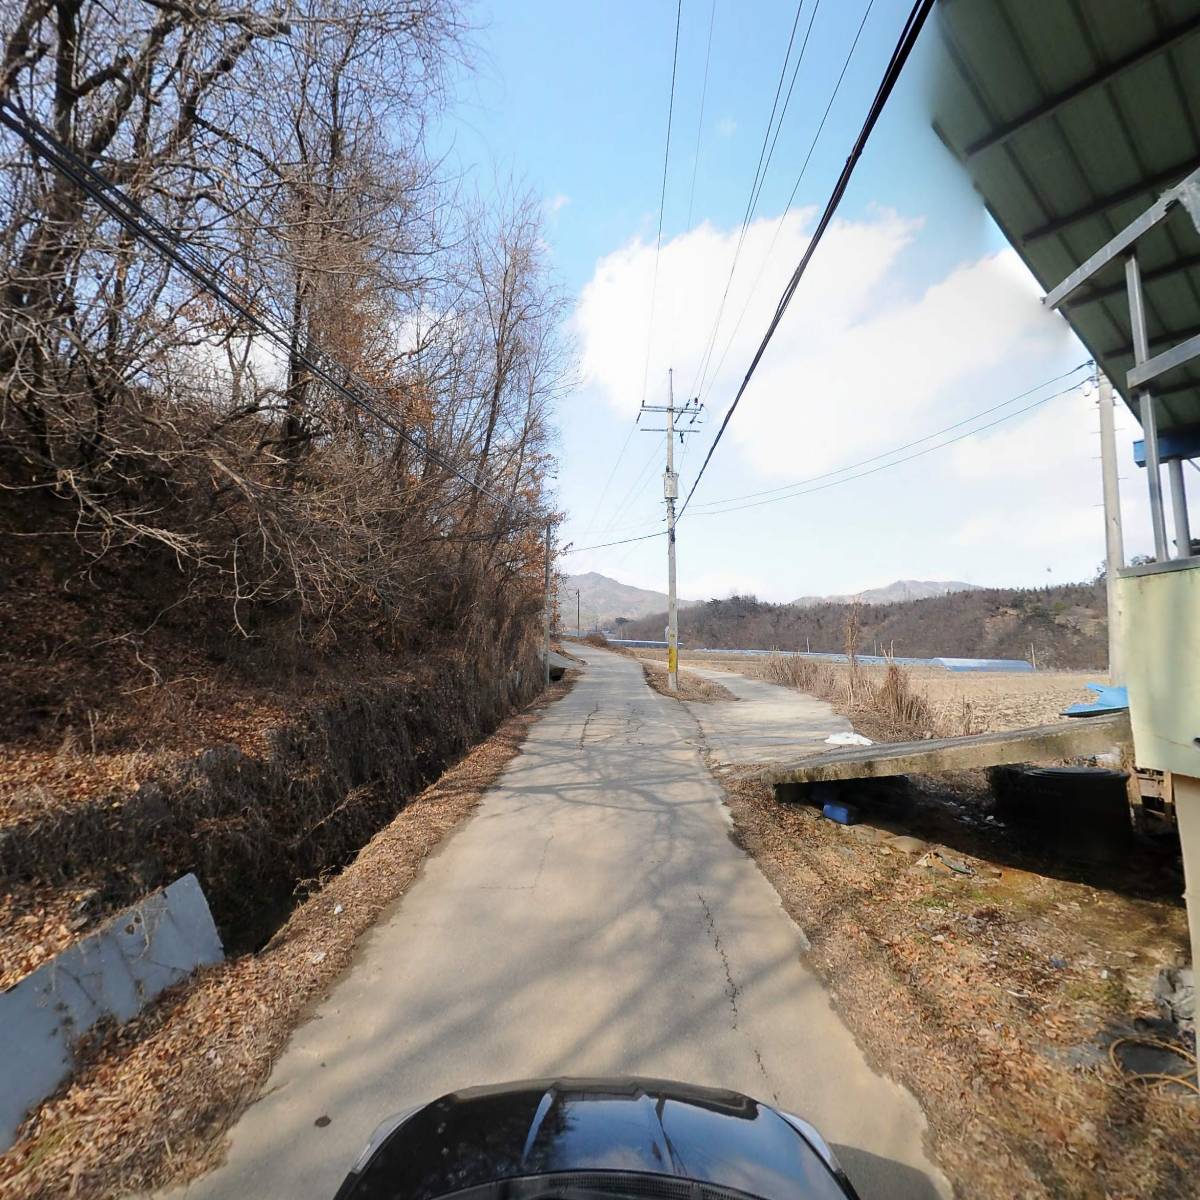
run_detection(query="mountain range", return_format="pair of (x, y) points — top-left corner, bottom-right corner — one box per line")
(790, 580), (981, 607)
(563, 573), (981, 630)
(561, 572), (698, 628)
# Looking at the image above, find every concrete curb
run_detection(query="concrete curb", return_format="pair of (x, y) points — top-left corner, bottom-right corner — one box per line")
(0, 873), (223, 1150)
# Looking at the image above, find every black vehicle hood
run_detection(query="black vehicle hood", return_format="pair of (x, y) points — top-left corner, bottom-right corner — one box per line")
(340, 1076), (852, 1200)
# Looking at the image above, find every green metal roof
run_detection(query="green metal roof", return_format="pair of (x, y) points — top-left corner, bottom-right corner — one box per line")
(931, 0), (1200, 432)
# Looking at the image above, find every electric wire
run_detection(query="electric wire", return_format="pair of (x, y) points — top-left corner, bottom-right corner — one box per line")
(0, 99), (529, 520)
(685, 0), (811, 402)
(685, 0), (718, 231)
(679, 0), (936, 519)
(563, 362), (1086, 554)
(691, 379), (1087, 518)
(586, 0), (684, 537)
(691, 0), (824, 405)
(688, 360), (1092, 509)
(637, 0), (684, 410)
(698, 0), (875, 408)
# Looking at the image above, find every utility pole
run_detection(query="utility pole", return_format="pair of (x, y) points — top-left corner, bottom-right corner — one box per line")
(640, 371), (702, 692)
(575, 588), (581, 638)
(543, 520), (552, 689)
(1097, 372), (1126, 681)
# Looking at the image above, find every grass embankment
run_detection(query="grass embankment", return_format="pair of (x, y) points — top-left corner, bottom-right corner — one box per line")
(0, 673), (574, 1200)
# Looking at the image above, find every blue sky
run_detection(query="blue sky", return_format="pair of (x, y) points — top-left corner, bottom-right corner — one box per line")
(438, 1), (1154, 604)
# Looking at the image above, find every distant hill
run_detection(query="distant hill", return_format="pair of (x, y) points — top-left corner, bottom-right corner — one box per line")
(791, 579), (981, 607)
(562, 571), (699, 629)
(621, 581), (1107, 669)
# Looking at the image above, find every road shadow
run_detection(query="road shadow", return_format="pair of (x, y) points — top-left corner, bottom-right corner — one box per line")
(833, 1144), (946, 1200)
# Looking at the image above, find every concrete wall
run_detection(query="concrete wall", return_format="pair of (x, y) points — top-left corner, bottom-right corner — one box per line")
(0, 873), (223, 1151)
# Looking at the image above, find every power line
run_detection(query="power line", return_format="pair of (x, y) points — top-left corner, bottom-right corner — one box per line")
(600, 434), (667, 534)
(685, 0), (718, 232)
(0, 99), (530, 521)
(686, 1), (812, 402)
(694, 0), (825, 404)
(698, 0), (876, 408)
(680, 0), (936, 519)
(691, 378), (1088, 518)
(580, 419), (638, 537)
(562, 362), (1089, 553)
(638, 0), (684, 410)
(563, 529), (665, 555)
(586, 0), (685, 539)
(688, 361), (1092, 509)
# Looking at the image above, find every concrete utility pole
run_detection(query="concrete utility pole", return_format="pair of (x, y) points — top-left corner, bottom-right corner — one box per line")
(1097, 372), (1126, 681)
(666, 375), (678, 691)
(575, 588), (581, 638)
(543, 520), (552, 689)
(640, 372), (702, 693)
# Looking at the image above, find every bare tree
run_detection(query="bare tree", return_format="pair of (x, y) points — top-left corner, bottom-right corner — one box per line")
(0, 0), (566, 668)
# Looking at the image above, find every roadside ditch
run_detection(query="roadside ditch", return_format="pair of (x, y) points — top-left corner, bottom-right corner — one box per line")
(0, 664), (573, 1199)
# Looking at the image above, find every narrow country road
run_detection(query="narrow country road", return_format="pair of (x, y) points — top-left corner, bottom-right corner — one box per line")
(168, 649), (949, 1200)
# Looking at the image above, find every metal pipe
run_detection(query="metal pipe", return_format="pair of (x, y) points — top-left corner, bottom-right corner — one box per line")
(1169, 458), (1193, 557)
(1097, 373), (1126, 679)
(1125, 253), (1169, 558)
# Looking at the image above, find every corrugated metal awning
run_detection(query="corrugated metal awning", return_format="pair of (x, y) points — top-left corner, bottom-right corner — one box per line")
(930, 0), (1200, 432)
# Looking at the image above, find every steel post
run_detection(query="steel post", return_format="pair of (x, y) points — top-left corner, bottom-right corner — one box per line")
(1169, 458), (1193, 557)
(1097, 373), (1126, 679)
(1125, 253), (1169, 558)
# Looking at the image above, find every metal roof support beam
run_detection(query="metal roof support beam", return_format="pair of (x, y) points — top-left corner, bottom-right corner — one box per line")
(964, 14), (1200, 160)
(1127, 253), (1170, 560)
(1027, 160), (1200, 248)
(1066, 251), (1200, 309)
(1127, 331), (1200, 390)
(1169, 459), (1192, 558)
(1104, 321), (1200, 360)
(1043, 168), (1200, 308)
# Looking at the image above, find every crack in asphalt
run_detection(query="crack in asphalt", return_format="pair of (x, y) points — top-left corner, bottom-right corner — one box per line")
(698, 891), (741, 1024)
(577, 703), (600, 749)
(697, 894), (778, 1103)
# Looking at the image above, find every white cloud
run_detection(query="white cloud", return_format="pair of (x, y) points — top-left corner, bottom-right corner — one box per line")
(572, 207), (1068, 482)
(545, 193), (570, 216)
(716, 116), (737, 138)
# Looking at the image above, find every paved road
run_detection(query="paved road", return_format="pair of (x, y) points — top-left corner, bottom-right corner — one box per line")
(685, 665), (853, 766)
(168, 649), (948, 1200)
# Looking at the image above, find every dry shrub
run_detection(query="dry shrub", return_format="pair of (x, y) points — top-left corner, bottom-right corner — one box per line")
(584, 631), (609, 647)
(640, 661), (737, 703)
(1, 654), (540, 975)
(758, 653), (963, 741)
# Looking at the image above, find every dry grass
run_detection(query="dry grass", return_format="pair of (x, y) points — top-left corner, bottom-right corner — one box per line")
(640, 661), (737, 704)
(723, 774), (1196, 1200)
(0, 672), (575, 1200)
(648, 650), (1096, 744)
(756, 654), (957, 741)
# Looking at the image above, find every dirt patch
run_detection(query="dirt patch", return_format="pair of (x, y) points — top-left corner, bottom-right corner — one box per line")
(724, 774), (1195, 1198)
(0, 672), (575, 1200)
(640, 661), (737, 703)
